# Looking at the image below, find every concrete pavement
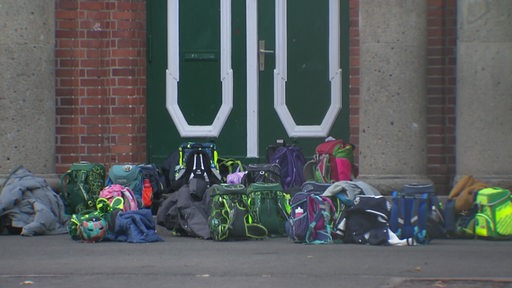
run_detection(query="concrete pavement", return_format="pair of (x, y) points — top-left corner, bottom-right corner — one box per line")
(1, 226), (512, 288)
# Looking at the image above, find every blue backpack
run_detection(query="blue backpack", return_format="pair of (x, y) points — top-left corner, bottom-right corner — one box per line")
(389, 184), (445, 244)
(269, 145), (305, 192)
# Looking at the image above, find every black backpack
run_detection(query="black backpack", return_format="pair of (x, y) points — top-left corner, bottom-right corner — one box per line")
(162, 142), (222, 192)
(138, 163), (166, 214)
(342, 195), (390, 245)
(241, 163), (281, 187)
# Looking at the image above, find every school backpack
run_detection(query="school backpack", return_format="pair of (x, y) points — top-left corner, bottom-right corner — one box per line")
(285, 191), (336, 244)
(138, 163), (166, 213)
(167, 142), (222, 192)
(247, 182), (290, 237)
(342, 195), (391, 245)
(208, 184), (268, 241)
(98, 184), (139, 212)
(301, 180), (382, 240)
(105, 164), (143, 206)
(60, 162), (106, 215)
(474, 187), (512, 240)
(269, 145), (306, 192)
(303, 138), (358, 183)
(241, 163), (281, 186)
(389, 183), (445, 244)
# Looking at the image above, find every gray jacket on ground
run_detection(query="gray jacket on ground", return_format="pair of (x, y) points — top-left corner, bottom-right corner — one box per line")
(0, 166), (69, 236)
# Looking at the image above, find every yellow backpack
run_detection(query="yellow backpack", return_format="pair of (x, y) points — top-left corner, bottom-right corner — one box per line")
(474, 187), (512, 240)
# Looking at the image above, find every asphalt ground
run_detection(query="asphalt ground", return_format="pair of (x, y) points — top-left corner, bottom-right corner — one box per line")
(1, 226), (512, 288)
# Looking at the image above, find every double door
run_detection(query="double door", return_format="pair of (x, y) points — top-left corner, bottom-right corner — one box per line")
(147, 0), (349, 163)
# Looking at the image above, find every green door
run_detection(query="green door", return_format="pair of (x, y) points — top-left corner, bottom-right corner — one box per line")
(147, 0), (349, 164)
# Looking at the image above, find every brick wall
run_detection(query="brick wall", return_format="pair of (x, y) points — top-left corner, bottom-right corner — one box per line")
(426, 0), (457, 194)
(55, 0), (147, 174)
(349, 0), (360, 158)
(349, 0), (457, 194)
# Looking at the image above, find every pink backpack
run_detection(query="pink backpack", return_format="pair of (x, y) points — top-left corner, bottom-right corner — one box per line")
(312, 139), (358, 183)
(99, 184), (138, 211)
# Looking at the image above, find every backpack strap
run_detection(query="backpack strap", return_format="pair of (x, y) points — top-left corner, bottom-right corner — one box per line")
(216, 196), (233, 241)
(59, 170), (73, 199)
(120, 186), (139, 211)
(316, 154), (331, 183)
(410, 194), (420, 228)
(77, 170), (92, 203)
(415, 193), (429, 243)
(393, 191), (405, 238)
(285, 147), (303, 189)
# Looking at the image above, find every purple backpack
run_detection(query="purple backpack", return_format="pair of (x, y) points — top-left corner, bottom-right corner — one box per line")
(269, 145), (305, 192)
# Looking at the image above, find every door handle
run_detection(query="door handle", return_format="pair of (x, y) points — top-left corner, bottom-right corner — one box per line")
(259, 40), (274, 71)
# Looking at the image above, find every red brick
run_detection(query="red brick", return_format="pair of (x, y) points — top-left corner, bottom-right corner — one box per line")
(55, 10), (79, 20)
(80, 1), (106, 11)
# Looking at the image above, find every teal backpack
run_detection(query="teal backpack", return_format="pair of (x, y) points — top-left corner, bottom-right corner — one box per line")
(105, 164), (143, 206)
(247, 182), (290, 237)
(208, 184), (268, 241)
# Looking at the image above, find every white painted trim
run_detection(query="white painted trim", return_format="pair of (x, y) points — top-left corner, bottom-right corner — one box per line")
(166, 0), (233, 138)
(273, 0), (342, 137)
(246, 0), (259, 157)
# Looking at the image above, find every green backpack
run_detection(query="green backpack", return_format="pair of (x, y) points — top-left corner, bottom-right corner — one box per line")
(247, 182), (290, 237)
(474, 187), (512, 240)
(60, 162), (106, 215)
(208, 184), (268, 241)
